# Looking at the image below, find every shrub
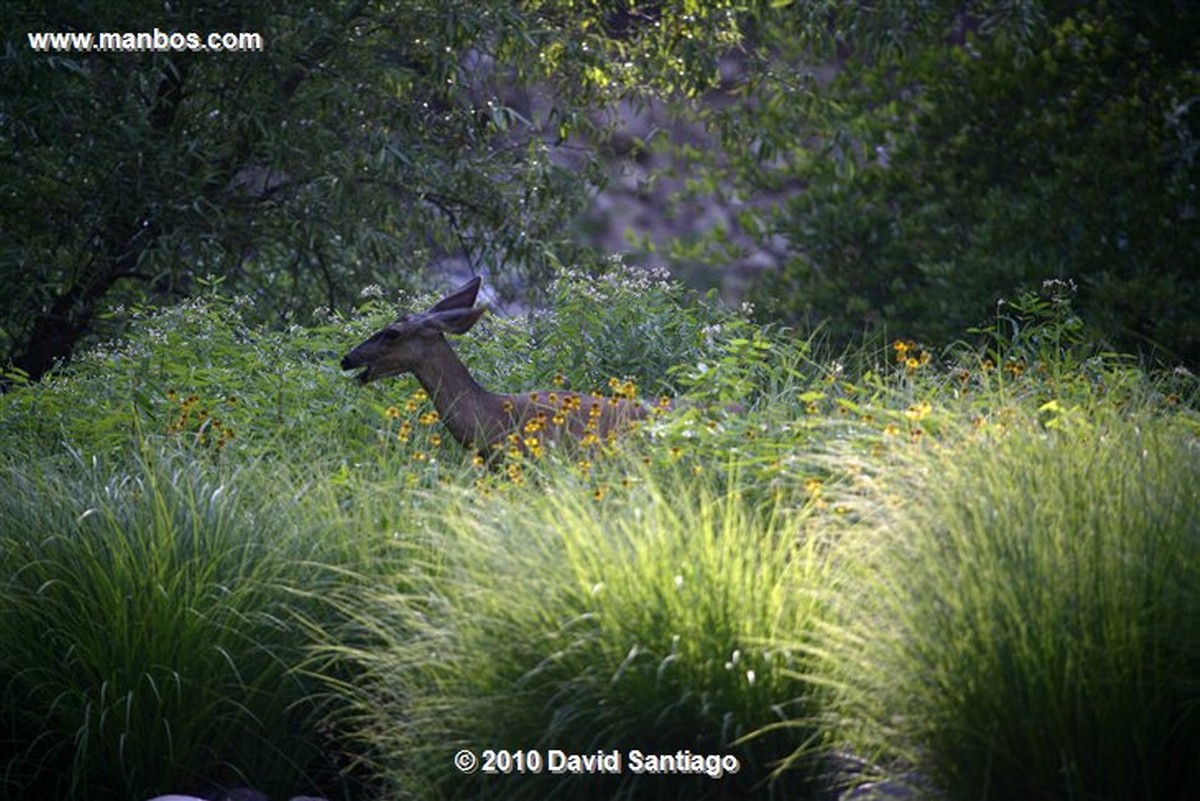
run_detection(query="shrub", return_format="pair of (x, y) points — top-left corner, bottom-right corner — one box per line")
(472, 256), (738, 400)
(0, 286), (374, 464)
(821, 415), (1200, 800)
(751, 3), (1200, 366)
(0, 455), (338, 800)
(318, 465), (831, 800)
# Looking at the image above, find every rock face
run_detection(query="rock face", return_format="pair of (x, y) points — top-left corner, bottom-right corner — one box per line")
(146, 791), (326, 801)
(147, 754), (930, 801)
(839, 777), (929, 800)
(572, 90), (790, 303)
(813, 752), (940, 801)
(462, 57), (803, 304)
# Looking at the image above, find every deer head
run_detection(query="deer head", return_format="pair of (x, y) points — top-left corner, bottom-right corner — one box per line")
(340, 277), (486, 385)
(341, 275), (663, 454)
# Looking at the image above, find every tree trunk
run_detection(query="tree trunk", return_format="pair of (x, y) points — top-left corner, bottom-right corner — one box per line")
(2, 61), (188, 390)
(7, 269), (126, 384)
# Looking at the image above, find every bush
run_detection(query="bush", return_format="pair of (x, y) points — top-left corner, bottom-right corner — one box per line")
(470, 256), (738, 400)
(751, 2), (1200, 366)
(0, 285), (374, 464)
(317, 466), (831, 800)
(821, 415), (1200, 800)
(2, 260), (1196, 800)
(0, 455), (336, 801)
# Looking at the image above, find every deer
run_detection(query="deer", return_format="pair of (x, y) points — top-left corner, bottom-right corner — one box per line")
(340, 276), (667, 458)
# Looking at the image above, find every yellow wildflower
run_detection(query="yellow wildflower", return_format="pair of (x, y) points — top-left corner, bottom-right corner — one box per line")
(905, 402), (932, 421)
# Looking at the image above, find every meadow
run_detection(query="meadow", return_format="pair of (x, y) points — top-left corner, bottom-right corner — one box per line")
(1, 265), (1197, 801)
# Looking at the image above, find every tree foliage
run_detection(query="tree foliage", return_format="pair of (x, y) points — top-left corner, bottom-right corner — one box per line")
(0, 0), (746, 383)
(727, 1), (1198, 364)
(4, 0), (1194, 384)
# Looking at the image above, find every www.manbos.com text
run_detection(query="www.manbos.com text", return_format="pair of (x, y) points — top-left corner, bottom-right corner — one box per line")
(27, 29), (264, 53)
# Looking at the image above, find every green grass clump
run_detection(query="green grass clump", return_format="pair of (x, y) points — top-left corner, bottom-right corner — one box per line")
(0, 455), (342, 801)
(821, 415), (1200, 800)
(319, 465), (830, 800)
(1, 267), (1196, 800)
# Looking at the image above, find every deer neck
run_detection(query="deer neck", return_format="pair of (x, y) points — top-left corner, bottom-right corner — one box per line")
(410, 336), (507, 450)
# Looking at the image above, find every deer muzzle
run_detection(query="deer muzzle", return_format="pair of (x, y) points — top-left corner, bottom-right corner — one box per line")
(340, 353), (373, 384)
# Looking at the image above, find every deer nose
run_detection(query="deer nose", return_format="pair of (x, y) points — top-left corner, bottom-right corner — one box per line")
(340, 353), (358, 370)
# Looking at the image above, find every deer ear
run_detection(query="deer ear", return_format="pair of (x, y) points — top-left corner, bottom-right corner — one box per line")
(428, 276), (482, 314)
(427, 304), (487, 335)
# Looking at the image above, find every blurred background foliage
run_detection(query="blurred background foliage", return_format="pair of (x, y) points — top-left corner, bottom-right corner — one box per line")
(2, 0), (1197, 385)
(722, 1), (1198, 364)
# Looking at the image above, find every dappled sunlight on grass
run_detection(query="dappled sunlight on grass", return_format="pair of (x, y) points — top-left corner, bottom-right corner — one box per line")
(816, 416), (1200, 800)
(0, 271), (1197, 800)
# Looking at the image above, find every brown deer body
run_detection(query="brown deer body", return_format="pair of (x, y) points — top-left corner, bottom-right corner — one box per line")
(340, 277), (663, 455)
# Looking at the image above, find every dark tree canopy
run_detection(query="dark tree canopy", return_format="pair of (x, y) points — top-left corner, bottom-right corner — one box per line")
(724, 1), (1199, 364)
(1, 0), (752, 383)
(3, 0), (1195, 383)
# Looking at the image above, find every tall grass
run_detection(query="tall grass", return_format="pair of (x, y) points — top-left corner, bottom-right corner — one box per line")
(820, 415), (1200, 800)
(316, 462), (832, 800)
(1, 271), (1196, 800)
(0, 453), (351, 801)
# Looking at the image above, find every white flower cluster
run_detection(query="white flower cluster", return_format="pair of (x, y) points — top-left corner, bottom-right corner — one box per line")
(552, 257), (676, 304)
